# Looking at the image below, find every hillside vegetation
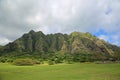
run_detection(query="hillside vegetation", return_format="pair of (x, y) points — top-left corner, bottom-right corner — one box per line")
(0, 30), (120, 63)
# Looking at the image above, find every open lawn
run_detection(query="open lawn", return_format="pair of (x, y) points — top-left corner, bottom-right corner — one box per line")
(0, 63), (120, 80)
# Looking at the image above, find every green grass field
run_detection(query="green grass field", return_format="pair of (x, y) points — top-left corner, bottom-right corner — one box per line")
(0, 63), (120, 80)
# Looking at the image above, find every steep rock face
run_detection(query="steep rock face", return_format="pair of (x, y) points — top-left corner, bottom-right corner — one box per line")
(61, 41), (69, 52)
(69, 32), (110, 55)
(0, 30), (120, 59)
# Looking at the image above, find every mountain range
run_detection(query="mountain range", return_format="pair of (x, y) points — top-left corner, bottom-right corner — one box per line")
(0, 30), (120, 61)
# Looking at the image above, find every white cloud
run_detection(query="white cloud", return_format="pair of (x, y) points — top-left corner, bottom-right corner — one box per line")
(112, 41), (119, 46)
(0, 0), (120, 45)
(111, 35), (120, 45)
(98, 35), (109, 41)
(98, 34), (120, 46)
(0, 37), (11, 45)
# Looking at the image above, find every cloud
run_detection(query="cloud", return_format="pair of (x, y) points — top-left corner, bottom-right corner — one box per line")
(0, 36), (11, 45)
(0, 0), (120, 46)
(98, 34), (120, 46)
(98, 35), (109, 41)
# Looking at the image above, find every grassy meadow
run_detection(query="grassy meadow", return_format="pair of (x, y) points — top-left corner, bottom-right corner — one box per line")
(0, 63), (120, 80)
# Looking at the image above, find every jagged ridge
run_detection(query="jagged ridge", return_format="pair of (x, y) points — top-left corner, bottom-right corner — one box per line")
(0, 30), (120, 60)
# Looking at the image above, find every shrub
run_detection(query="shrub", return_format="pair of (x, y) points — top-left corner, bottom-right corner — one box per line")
(33, 60), (40, 64)
(6, 59), (14, 63)
(48, 60), (54, 65)
(13, 58), (35, 66)
(38, 59), (44, 64)
(0, 58), (7, 63)
(65, 54), (73, 64)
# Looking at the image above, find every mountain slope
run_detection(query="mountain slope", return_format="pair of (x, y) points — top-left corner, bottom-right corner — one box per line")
(0, 30), (120, 60)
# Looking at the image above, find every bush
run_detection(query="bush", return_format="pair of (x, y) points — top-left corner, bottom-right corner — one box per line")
(33, 60), (40, 64)
(6, 59), (14, 63)
(65, 54), (73, 64)
(48, 60), (54, 65)
(38, 59), (44, 64)
(0, 58), (7, 63)
(13, 59), (35, 66)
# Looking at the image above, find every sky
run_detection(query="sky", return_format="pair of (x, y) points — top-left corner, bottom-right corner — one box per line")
(0, 0), (120, 46)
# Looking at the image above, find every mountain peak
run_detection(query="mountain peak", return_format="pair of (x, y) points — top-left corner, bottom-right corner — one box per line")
(29, 30), (35, 34)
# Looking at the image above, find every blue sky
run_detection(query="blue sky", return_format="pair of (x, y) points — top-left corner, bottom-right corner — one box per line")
(92, 29), (119, 45)
(0, 0), (120, 46)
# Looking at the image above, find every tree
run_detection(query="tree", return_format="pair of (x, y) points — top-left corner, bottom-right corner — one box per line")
(65, 54), (73, 64)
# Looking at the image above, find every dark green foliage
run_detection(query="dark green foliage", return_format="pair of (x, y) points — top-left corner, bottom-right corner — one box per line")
(48, 60), (55, 65)
(6, 58), (14, 63)
(0, 57), (7, 63)
(54, 52), (65, 63)
(73, 52), (95, 62)
(65, 54), (73, 64)
(38, 59), (44, 64)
